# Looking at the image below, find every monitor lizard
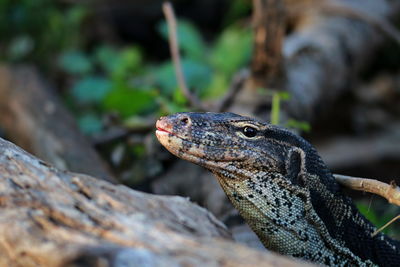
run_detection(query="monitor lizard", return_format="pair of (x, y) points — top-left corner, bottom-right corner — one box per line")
(155, 112), (400, 266)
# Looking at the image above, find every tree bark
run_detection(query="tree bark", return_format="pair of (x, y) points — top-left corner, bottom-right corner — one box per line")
(0, 65), (116, 183)
(0, 137), (312, 266)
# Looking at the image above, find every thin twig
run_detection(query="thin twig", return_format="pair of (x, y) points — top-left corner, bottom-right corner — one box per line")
(372, 214), (400, 237)
(334, 174), (400, 206)
(162, 2), (204, 110)
(215, 69), (249, 112)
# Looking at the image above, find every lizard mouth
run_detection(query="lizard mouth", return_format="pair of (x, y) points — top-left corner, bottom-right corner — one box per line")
(155, 117), (245, 169)
(155, 118), (202, 159)
(156, 126), (173, 135)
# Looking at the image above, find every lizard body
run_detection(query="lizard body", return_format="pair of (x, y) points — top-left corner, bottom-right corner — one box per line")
(155, 112), (400, 266)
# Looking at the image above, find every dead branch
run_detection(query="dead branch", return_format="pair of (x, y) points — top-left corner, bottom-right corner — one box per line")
(0, 137), (312, 267)
(216, 69), (249, 112)
(334, 174), (400, 206)
(162, 2), (204, 110)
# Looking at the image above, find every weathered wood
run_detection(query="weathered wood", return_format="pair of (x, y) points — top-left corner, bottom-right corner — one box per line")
(0, 137), (312, 266)
(0, 65), (116, 183)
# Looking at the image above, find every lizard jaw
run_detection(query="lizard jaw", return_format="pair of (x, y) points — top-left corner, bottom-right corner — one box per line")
(156, 115), (247, 170)
(156, 117), (204, 162)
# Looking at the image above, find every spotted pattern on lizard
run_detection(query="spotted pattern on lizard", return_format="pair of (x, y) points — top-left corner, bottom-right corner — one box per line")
(155, 112), (400, 266)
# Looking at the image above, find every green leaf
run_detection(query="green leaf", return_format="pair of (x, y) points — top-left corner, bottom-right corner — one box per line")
(95, 45), (142, 80)
(112, 46), (142, 80)
(7, 35), (34, 60)
(71, 76), (112, 104)
(158, 19), (206, 61)
(277, 91), (291, 100)
(271, 92), (281, 125)
(132, 144), (146, 157)
(65, 5), (87, 26)
(95, 45), (120, 74)
(286, 119), (311, 132)
(210, 25), (253, 76)
(103, 87), (156, 117)
(203, 72), (229, 99)
(154, 59), (212, 97)
(157, 95), (188, 114)
(78, 113), (103, 135)
(59, 50), (92, 75)
(172, 88), (188, 106)
(223, 0), (252, 27)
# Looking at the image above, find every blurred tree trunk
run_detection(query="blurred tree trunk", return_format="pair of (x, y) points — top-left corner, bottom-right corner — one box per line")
(0, 65), (116, 183)
(0, 65), (116, 182)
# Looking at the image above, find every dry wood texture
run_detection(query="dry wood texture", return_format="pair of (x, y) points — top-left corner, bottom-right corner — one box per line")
(0, 137), (312, 267)
(0, 65), (116, 183)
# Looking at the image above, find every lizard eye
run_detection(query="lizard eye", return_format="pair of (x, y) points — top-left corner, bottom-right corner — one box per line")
(242, 126), (258, 138)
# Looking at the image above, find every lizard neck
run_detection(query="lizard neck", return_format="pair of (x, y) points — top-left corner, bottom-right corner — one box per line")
(268, 127), (400, 265)
(304, 170), (400, 266)
(213, 168), (400, 266)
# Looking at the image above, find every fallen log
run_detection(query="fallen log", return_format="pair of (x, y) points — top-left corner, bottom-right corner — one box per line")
(0, 65), (116, 183)
(0, 137), (311, 266)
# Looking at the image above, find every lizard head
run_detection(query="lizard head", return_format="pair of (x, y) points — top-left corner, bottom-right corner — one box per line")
(156, 112), (309, 181)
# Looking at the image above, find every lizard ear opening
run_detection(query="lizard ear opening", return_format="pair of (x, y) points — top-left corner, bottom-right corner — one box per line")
(285, 148), (306, 187)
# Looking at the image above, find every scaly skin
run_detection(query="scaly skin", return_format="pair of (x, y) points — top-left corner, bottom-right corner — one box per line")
(156, 112), (400, 266)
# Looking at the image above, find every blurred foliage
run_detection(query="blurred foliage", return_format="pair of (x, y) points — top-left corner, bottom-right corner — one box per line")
(57, 19), (253, 136)
(258, 89), (311, 132)
(0, 0), (253, 134)
(0, 0), (86, 63)
(271, 91), (290, 125)
(0, 0), (253, 185)
(223, 0), (252, 27)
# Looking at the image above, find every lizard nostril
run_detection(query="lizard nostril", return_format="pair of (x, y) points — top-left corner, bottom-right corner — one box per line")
(180, 116), (190, 126)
